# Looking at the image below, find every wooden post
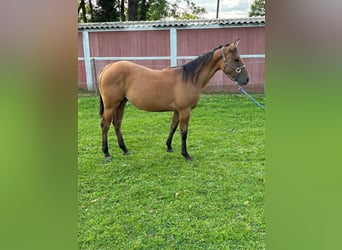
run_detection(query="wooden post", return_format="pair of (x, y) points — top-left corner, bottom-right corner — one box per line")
(91, 58), (98, 94)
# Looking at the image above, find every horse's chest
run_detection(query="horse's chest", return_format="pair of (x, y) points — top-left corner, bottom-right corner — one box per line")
(175, 88), (201, 109)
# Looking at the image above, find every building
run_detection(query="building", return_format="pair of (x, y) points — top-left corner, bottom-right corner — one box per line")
(78, 17), (265, 93)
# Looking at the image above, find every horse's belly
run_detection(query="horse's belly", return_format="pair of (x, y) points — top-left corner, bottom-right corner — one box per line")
(127, 94), (176, 112)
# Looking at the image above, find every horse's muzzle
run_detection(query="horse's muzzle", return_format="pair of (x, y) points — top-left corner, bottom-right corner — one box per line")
(237, 75), (249, 85)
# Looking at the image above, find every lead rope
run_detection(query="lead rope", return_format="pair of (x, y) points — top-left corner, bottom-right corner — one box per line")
(221, 46), (265, 109)
(236, 83), (265, 109)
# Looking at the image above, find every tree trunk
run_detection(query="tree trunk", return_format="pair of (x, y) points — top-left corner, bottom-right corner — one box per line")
(78, 0), (87, 23)
(128, 0), (139, 21)
(88, 0), (94, 22)
(140, 0), (149, 21)
(120, 0), (126, 21)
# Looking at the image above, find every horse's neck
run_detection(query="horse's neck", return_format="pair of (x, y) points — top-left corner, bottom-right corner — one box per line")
(196, 50), (222, 88)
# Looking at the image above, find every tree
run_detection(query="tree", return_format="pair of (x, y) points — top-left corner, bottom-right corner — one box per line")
(168, 0), (206, 20)
(78, 0), (87, 23)
(78, 0), (95, 22)
(120, 0), (125, 21)
(128, 0), (139, 20)
(249, 0), (265, 17)
(78, 0), (207, 23)
(93, 0), (121, 22)
(140, 0), (150, 20)
(147, 0), (168, 20)
(147, 0), (206, 20)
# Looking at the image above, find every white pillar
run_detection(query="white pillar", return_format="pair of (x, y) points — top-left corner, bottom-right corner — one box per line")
(170, 28), (177, 67)
(82, 31), (93, 91)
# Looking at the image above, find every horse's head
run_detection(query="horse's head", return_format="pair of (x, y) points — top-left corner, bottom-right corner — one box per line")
(221, 39), (249, 85)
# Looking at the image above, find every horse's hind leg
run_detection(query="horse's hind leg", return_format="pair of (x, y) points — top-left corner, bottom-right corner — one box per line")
(112, 98), (129, 155)
(101, 108), (114, 160)
(166, 111), (179, 152)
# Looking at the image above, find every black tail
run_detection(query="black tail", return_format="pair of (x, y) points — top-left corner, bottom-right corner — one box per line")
(98, 66), (106, 118)
(99, 95), (104, 117)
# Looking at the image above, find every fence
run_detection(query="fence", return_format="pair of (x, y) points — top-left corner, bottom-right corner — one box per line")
(78, 17), (265, 93)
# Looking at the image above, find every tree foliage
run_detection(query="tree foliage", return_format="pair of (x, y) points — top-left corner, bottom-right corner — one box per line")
(249, 0), (265, 17)
(78, 0), (207, 22)
(94, 0), (120, 22)
(167, 0), (206, 20)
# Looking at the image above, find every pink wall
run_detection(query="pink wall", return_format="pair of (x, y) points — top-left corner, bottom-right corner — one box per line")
(89, 30), (170, 57)
(177, 27), (265, 92)
(177, 27), (265, 55)
(78, 25), (265, 93)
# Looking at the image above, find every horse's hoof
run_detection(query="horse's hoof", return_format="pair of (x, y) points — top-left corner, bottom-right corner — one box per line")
(123, 151), (130, 155)
(186, 156), (193, 161)
(167, 148), (173, 153)
(105, 156), (112, 161)
(182, 153), (192, 161)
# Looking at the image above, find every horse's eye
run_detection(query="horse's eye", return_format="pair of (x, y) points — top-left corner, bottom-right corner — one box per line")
(234, 58), (239, 63)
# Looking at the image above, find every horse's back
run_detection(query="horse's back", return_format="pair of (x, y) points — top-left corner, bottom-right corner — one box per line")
(99, 61), (170, 94)
(99, 61), (133, 83)
(99, 61), (154, 88)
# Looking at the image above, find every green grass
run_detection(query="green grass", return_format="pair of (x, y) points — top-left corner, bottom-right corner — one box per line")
(78, 92), (265, 249)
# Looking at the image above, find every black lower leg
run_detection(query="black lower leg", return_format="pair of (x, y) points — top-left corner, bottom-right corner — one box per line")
(101, 119), (111, 159)
(166, 125), (178, 152)
(181, 130), (192, 161)
(102, 139), (111, 159)
(117, 133), (129, 155)
(166, 112), (179, 152)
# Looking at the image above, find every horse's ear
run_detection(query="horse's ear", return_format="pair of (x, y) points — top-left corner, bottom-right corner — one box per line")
(229, 39), (240, 51)
(233, 39), (240, 49)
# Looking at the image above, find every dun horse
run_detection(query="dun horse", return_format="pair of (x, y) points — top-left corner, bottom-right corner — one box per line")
(98, 39), (249, 161)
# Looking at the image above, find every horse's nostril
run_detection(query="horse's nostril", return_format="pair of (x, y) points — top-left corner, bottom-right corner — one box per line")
(246, 77), (249, 83)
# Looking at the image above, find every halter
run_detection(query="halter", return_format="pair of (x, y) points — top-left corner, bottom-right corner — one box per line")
(221, 46), (264, 109)
(221, 46), (246, 81)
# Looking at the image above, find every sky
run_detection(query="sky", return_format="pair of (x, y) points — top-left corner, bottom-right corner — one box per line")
(191, 0), (252, 19)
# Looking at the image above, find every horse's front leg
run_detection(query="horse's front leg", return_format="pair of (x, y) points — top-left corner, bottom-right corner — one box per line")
(179, 109), (192, 161)
(166, 111), (179, 152)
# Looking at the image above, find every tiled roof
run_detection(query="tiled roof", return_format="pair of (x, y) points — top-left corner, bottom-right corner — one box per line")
(78, 17), (265, 30)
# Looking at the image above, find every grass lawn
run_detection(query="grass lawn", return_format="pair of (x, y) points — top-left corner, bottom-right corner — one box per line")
(78, 92), (265, 249)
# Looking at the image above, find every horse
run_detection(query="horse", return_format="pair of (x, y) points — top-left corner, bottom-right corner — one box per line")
(98, 39), (249, 161)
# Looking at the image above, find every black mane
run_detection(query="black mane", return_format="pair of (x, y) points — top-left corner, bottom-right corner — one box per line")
(181, 44), (229, 83)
